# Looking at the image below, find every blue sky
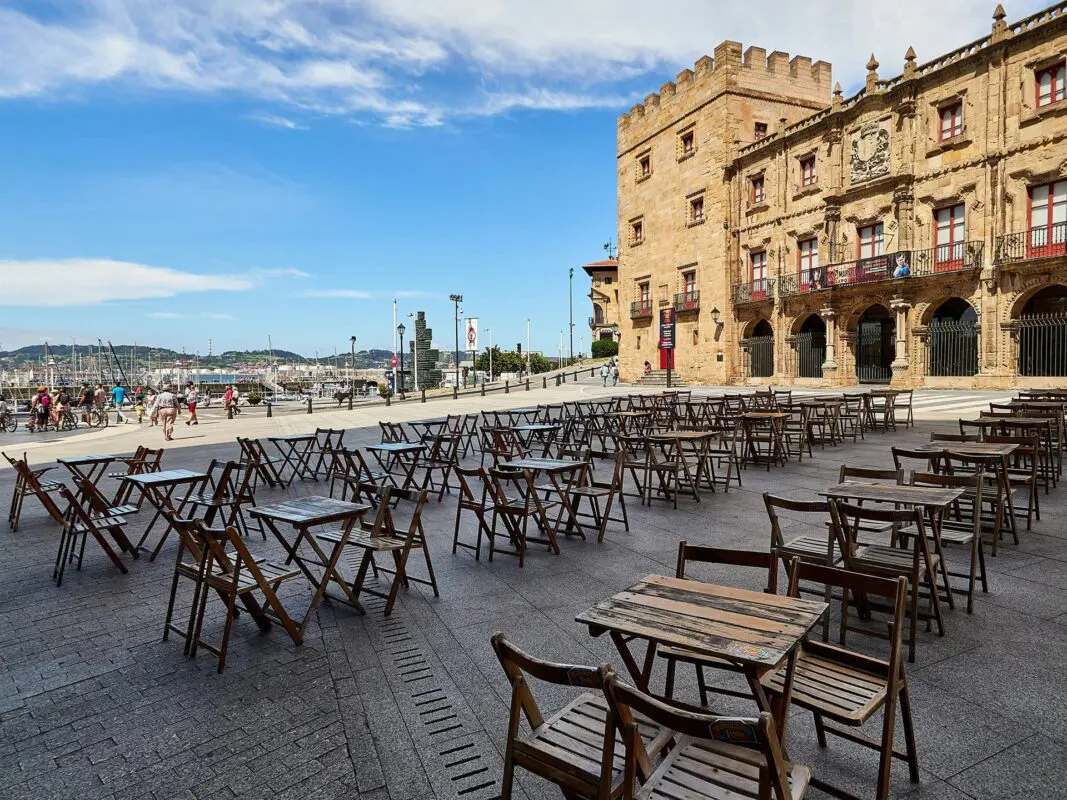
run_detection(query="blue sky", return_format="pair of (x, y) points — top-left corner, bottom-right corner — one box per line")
(0, 0), (1047, 355)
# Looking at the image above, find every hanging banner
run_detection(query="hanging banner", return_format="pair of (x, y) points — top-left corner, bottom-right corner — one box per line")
(465, 318), (479, 352)
(659, 308), (676, 349)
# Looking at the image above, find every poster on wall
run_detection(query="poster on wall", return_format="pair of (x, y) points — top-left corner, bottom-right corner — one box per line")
(659, 308), (676, 349)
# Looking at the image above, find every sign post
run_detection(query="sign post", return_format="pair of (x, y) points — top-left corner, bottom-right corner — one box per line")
(465, 318), (479, 386)
(390, 354), (398, 395)
(659, 309), (676, 389)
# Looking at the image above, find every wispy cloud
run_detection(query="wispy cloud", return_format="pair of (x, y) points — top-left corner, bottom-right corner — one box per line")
(299, 289), (374, 299)
(149, 311), (187, 319)
(250, 113), (308, 130)
(249, 267), (311, 279)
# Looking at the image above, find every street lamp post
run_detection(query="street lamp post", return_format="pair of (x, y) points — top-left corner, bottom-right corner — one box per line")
(348, 336), (356, 410)
(397, 323), (406, 398)
(568, 267), (574, 363)
(525, 318), (531, 376)
(449, 294), (463, 389)
(484, 327), (492, 381)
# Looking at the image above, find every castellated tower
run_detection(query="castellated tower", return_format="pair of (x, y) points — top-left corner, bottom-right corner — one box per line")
(616, 42), (831, 383)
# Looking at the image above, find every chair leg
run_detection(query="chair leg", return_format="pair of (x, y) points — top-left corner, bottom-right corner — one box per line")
(217, 590), (239, 674)
(812, 711), (828, 747)
(663, 658), (677, 699)
(695, 665), (709, 707)
(875, 692), (899, 800)
(899, 679), (921, 784)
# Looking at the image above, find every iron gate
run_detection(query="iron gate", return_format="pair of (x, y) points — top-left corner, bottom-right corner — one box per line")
(927, 319), (978, 376)
(856, 320), (895, 383)
(1018, 313), (1067, 376)
(794, 331), (825, 378)
(744, 336), (774, 378)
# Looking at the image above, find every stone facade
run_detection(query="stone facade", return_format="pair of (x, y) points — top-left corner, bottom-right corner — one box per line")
(615, 2), (1067, 388)
(583, 259), (622, 343)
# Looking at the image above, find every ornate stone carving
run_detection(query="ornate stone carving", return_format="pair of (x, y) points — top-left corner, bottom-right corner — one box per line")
(851, 123), (891, 184)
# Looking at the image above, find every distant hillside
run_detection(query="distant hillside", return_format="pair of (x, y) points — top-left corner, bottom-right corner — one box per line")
(0, 344), (397, 370)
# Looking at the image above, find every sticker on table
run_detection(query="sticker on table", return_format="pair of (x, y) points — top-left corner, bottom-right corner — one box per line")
(728, 642), (771, 661)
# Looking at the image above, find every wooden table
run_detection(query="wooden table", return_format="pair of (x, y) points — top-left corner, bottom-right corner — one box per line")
(509, 423), (561, 457)
(57, 454), (117, 503)
(499, 457), (591, 543)
(249, 496), (372, 639)
(366, 442), (425, 489)
(575, 574), (827, 742)
(741, 411), (788, 469)
(123, 469), (209, 560)
(269, 434), (319, 482)
(647, 430), (716, 497)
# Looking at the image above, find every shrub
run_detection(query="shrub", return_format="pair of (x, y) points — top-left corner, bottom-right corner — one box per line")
(246, 392), (262, 405)
(591, 339), (618, 358)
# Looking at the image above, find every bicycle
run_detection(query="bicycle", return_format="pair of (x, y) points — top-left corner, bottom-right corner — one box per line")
(0, 411), (17, 433)
(58, 409), (79, 431)
(90, 407), (110, 428)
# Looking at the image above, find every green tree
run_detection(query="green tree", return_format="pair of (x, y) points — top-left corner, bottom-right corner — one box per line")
(591, 339), (618, 358)
(476, 347), (524, 377)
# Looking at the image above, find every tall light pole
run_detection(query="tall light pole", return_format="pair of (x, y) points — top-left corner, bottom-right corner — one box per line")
(348, 335), (356, 410)
(568, 266), (574, 363)
(397, 323), (406, 398)
(484, 327), (493, 381)
(526, 318), (531, 376)
(450, 294), (463, 389)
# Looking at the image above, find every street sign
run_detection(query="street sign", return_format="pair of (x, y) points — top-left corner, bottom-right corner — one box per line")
(466, 318), (479, 351)
(391, 354), (398, 368)
(659, 308), (676, 349)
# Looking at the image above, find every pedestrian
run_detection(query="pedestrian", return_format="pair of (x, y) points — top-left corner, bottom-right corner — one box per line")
(146, 389), (159, 426)
(93, 383), (106, 416)
(111, 383), (129, 424)
(231, 386), (241, 414)
(223, 385), (235, 418)
(185, 381), (199, 426)
(600, 363), (609, 386)
(56, 387), (71, 425)
(79, 383), (94, 425)
(31, 386), (48, 432)
(157, 384), (178, 441)
(612, 364), (620, 386)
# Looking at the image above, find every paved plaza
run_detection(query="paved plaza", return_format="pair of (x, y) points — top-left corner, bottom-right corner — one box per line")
(1, 382), (1064, 800)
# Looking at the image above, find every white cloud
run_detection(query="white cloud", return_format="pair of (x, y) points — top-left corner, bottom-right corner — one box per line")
(299, 289), (374, 299)
(0, 258), (302, 307)
(149, 311), (187, 319)
(0, 1), (1051, 124)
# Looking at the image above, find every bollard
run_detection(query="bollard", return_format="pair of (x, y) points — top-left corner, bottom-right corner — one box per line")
(555, 375), (560, 387)
(421, 388), (427, 403)
(453, 386), (458, 400)
(481, 382), (485, 397)
(306, 396), (313, 414)
(525, 379), (530, 391)
(386, 393), (391, 407)
(562, 372), (566, 383)
(266, 401), (272, 418)
(542, 377), (547, 389)
(505, 380), (509, 394)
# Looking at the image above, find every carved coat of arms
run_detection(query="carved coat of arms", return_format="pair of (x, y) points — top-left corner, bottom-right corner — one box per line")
(851, 123), (890, 184)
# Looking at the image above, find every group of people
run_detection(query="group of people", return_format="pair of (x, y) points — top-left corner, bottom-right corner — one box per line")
(600, 359), (621, 386)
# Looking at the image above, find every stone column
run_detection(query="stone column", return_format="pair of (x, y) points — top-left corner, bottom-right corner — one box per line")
(890, 296), (911, 385)
(893, 186), (915, 252)
(839, 332), (857, 384)
(820, 306), (839, 384)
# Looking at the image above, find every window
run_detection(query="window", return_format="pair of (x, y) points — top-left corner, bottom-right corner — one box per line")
(939, 102), (964, 141)
(1036, 62), (1066, 108)
(594, 304), (604, 324)
(750, 251), (768, 298)
(1028, 180), (1067, 257)
(800, 157), (816, 187)
(689, 195), (705, 225)
(604, 276), (613, 284)
(679, 130), (695, 158)
(798, 238), (819, 287)
(631, 219), (644, 244)
(934, 204), (966, 270)
(751, 175), (765, 205)
(858, 223), (884, 259)
(683, 271), (696, 296)
(638, 153), (651, 180)
(639, 282), (650, 306)
(754, 122), (768, 141)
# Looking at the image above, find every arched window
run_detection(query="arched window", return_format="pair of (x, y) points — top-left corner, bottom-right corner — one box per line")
(1019, 286), (1067, 376)
(927, 298), (977, 376)
(593, 304), (604, 325)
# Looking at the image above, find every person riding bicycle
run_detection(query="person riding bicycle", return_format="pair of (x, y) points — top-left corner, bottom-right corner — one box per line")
(56, 388), (71, 425)
(31, 386), (49, 432)
(79, 383), (94, 424)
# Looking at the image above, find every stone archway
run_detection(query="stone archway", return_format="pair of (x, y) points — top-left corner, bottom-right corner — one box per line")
(741, 318), (774, 378)
(926, 297), (978, 377)
(792, 313), (826, 378)
(855, 304), (895, 384)
(1015, 285), (1067, 377)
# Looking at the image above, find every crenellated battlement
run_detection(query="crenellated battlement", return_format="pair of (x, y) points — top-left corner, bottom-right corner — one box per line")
(618, 41), (832, 151)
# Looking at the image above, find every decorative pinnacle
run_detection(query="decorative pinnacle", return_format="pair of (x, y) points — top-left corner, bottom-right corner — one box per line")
(833, 82), (843, 99)
(993, 4), (1006, 21)
(866, 54), (880, 73)
(905, 46), (916, 63)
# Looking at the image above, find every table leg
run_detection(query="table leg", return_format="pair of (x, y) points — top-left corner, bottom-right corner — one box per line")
(608, 631), (658, 694)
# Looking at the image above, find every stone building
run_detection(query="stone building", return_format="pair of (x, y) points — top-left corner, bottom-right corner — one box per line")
(584, 259), (622, 343)
(615, 2), (1067, 388)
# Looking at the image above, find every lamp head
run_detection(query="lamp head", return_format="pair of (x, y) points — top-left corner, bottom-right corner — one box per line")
(397, 323), (406, 336)
(711, 307), (721, 325)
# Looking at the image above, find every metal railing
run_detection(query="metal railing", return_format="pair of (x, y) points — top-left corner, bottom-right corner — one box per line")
(927, 319), (978, 376)
(912, 241), (984, 276)
(629, 301), (653, 320)
(742, 336), (775, 377)
(994, 223), (1067, 264)
(733, 278), (774, 305)
(674, 290), (700, 312)
(1018, 313), (1067, 376)
(794, 331), (825, 378)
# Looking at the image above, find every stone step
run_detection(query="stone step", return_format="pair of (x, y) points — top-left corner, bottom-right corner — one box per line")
(634, 370), (688, 387)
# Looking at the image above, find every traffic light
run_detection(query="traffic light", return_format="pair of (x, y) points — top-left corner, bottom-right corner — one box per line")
(517, 343), (522, 354)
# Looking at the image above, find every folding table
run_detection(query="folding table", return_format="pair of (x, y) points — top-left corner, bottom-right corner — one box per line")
(123, 469), (209, 560)
(268, 433), (320, 483)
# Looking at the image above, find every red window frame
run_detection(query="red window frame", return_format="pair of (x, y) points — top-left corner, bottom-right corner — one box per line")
(939, 102), (964, 141)
(750, 251), (768, 298)
(751, 175), (765, 205)
(800, 157), (816, 187)
(934, 204), (966, 270)
(754, 122), (768, 141)
(858, 223), (884, 259)
(1028, 180), (1067, 258)
(798, 238), (819, 289)
(1036, 62), (1067, 108)
(690, 196), (704, 223)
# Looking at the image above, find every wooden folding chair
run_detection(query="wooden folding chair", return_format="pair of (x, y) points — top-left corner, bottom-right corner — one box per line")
(490, 632), (672, 800)
(237, 437), (288, 489)
(108, 446), (164, 508)
(419, 433), (460, 501)
(4, 451), (65, 531)
(489, 467), (560, 566)
(52, 484), (137, 586)
(330, 447), (394, 501)
(184, 460), (263, 539)
(379, 421), (410, 443)
(659, 545), (778, 706)
(568, 447), (629, 543)
(452, 465), (499, 561)
(761, 560), (917, 800)
(604, 671), (808, 800)
(310, 428), (346, 480)
(172, 519), (302, 672)
(891, 446), (940, 475)
(986, 432), (1041, 529)
(327, 486), (438, 616)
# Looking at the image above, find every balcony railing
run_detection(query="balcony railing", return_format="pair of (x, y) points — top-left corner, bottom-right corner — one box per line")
(630, 301), (653, 320)
(588, 316), (596, 328)
(995, 223), (1067, 264)
(911, 241), (983, 276)
(674, 290), (700, 312)
(733, 278), (774, 305)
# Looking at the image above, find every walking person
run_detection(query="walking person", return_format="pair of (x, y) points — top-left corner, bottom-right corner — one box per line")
(184, 381), (200, 426)
(79, 383), (94, 425)
(157, 384), (178, 441)
(223, 385), (236, 418)
(111, 383), (129, 424)
(146, 389), (159, 426)
(230, 386), (241, 415)
(612, 364), (620, 386)
(600, 363), (609, 386)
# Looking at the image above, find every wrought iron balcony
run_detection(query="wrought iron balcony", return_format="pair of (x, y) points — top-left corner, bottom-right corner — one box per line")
(911, 241), (983, 276)
(588, 316), (595, 328)
(674, 290), (700, 312)
(994, 223), (1067, 265)
(733, 278), (774, 305)
(630, 301), (653, 320)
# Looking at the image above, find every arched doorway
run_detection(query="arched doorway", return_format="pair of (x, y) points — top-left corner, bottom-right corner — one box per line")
(856, 305), (895, 383)
(593, 304), (604, 325)
(744, 319), (774, 378)
(927, 298), (978, 377)
(1018, 285), (1067, 376)
(795, 314), (826, 378)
